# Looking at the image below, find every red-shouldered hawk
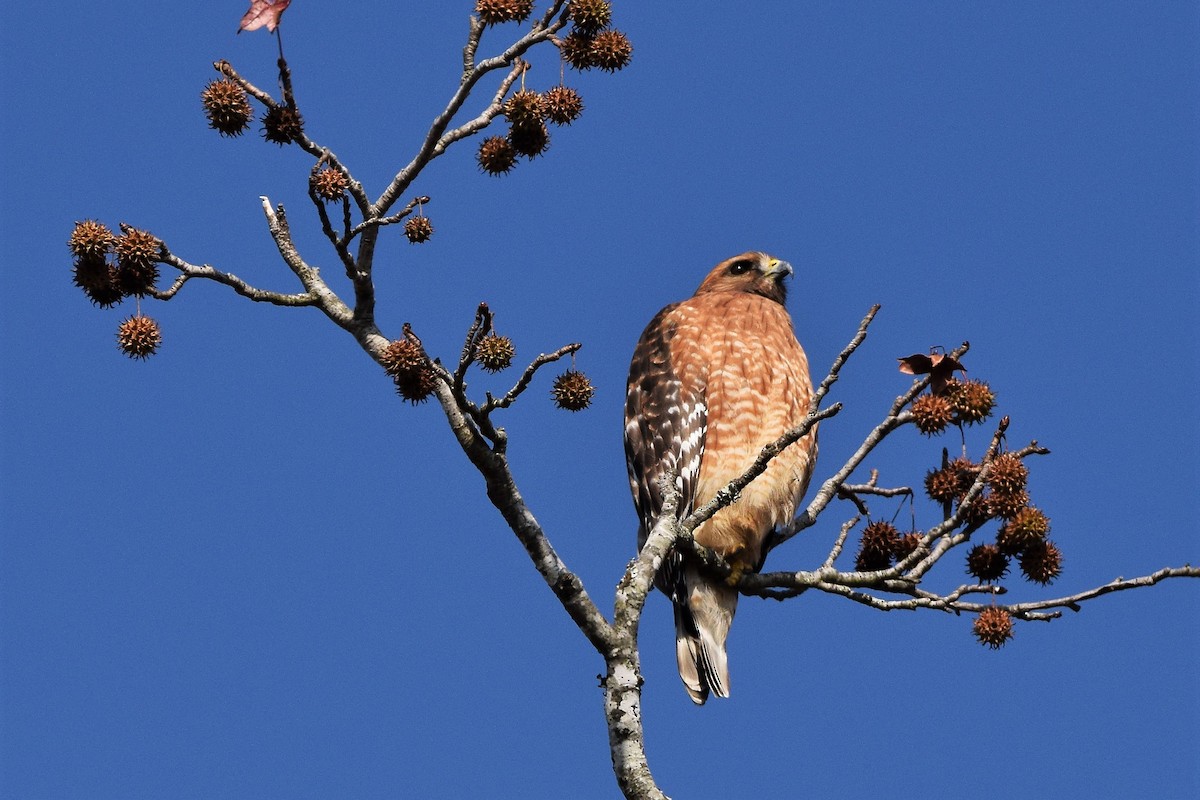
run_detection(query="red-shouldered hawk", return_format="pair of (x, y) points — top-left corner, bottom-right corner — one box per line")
(624, 251), (817, 705)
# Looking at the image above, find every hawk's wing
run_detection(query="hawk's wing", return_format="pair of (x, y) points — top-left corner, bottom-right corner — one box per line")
(624, 304), (707, 600)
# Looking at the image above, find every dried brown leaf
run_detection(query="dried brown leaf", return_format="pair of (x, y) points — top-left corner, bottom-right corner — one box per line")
(898, 351), (965, 395)
(238, 0), (291, 34)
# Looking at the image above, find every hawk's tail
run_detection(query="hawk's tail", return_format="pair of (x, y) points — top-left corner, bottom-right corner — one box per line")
(673, 568), (737, 705)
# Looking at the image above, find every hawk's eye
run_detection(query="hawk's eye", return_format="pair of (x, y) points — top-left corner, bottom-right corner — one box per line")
(728, 260), (754, 275)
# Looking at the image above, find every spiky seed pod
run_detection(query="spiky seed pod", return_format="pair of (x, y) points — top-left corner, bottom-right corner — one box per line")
(854, 548), (891, 573)
(404, 216), (434, 244)
(71, 258), (103, 291)
(925, 457), (979, 503)
(381, 339), (437, 404)
(394, 363), (438, 404)
(475, 0), (532, 25)
(116, 260), (159, 298)
(116, 315), (162, 360)
(569, 0), (613, 34)
(911, 393), (954, 435)
(69, 220), (115, 262)
(74, 261), (124, 308)
(950, 457), (983, 500)
(503, 89), (546, 128)
(892, 531), (923, 561)
(477, 136), (518, 175)
(201, 79), (253, 137)
(987, 488), (1030, 521)
(996, 506), (1050, 555)
(1019, 540), (1063, 585)
(589, 29), (633, 72)
(924, 464), (961, 504)
(380, 339), (426, 378)
(261, 104), (304, 145)
(113, 228), (160, 297)
(508, 120), (550, 158)
(973, 606), (1014, 649)
(504, 92), (549, 153)
(987, 452), (1029, 493)
(959, 490), (994, 530)
(552, 369), (594, 411)
(855, 520), (899, 571)
(542, 86), (584, 126)
(310, 166), (348, 202)
(1012, 505), (1051, 536)
(114, 227), (160, 271)
(947, 378), (996, 426)
(559, 31), (596, 70)
(986, 452), (1031, 521)
(966, 543), (1010, 582)
(475, 334), (515, 373)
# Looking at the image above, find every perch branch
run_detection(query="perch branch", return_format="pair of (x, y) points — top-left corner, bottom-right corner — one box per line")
(682, 405), (840, 535)
(607, 477), (678, 800)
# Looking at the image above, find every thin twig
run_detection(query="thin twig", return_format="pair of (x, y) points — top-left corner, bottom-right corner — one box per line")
(455, 303), (494, 392)
(372, 7), (570, 215)
(821, 516), (861, 571)
(986, 566), (1200, 619)
(682, 405), (840, 535)
(151, 250), (318, 307)
(840, 483), (914, 499)
(482, 343), (583, 414)
(307, 163), (358, 278)
(811, 304), (880, 412)
(348, 196), (431, 240)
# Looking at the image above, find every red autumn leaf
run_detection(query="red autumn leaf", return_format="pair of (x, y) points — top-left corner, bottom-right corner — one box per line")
(238, 0), (291, 34)
(898, 351), (966, 395)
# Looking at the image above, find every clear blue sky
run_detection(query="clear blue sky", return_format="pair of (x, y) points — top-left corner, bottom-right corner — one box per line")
(2, 2), (1197, 798)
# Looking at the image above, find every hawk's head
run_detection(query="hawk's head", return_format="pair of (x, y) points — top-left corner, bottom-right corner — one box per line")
(693, 251), (792, 305)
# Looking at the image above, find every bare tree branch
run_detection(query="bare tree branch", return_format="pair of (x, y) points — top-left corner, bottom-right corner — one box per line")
(821, 516), (862, 572)
(811, 303), (880, 411)
(151, 249), (319, 307)
(347, 195), (432, 240)
(482, 344), (583, 416)
(975, 566), (1200, 619)
(434, 59), (527, 154)
(607, 479), (679, 800)
(454, 302), (495, 392)
(307, 164), (358, 278)
(426, 377), (615, 656)
(743, 565), (1200, 621)
(372, 4), (570, 216)
(256, 197), (354, 327)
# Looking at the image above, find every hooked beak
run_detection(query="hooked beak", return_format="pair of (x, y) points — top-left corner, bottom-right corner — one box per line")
(764, 258), (793, 280)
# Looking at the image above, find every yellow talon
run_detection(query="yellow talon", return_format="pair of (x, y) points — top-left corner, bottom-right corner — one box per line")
(723, 545), (751, 585)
